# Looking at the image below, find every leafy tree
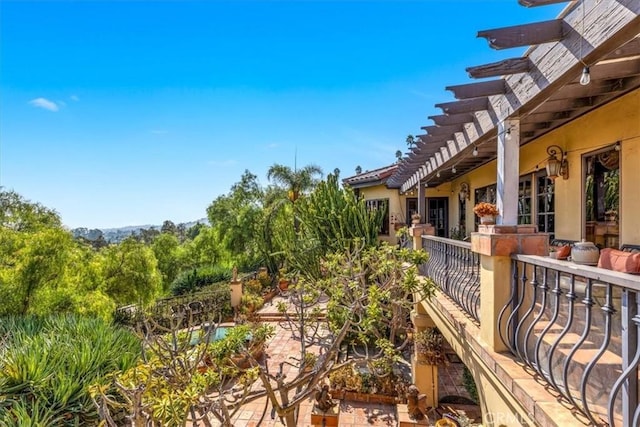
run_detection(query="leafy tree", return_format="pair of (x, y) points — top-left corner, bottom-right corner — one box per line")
(186, 222), (206, 240)
(136, 227), (160, 245)
(181, 226), (221, 268)
(206, 170), (265, 270)
(0, 227), (75, 315)
(151, 232), (183, 291)
(99, 237), (162, 305)
(161, 219), (177, 235)
(0, 188), (62, 232)
(92, 315), (273, 427)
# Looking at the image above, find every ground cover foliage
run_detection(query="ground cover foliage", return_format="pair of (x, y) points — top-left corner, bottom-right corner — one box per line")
(0, 316), (140, 426)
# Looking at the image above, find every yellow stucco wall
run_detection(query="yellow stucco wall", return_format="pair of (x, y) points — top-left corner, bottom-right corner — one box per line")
(439, 88), (640, 245)
(358, 184), (403, 244)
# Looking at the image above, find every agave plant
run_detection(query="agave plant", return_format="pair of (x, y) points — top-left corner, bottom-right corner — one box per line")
(0, 315), (140, 426)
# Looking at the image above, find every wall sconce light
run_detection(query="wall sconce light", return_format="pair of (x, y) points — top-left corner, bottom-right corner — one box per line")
(545, 145), (569, 180)
(459, 182), (470, 202)
(472, 146), (478, 157)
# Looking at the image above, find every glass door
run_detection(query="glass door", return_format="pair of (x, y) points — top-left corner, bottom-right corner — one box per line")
(427, 197), (448, 237)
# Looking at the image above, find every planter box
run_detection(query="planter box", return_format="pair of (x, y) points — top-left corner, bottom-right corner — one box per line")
(311, 404), (339, 426)
(337, 390), (397, 405)
(262, 289), (277, 303)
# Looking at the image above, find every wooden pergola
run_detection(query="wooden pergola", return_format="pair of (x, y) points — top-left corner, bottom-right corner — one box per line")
(388, 0), (640, 193)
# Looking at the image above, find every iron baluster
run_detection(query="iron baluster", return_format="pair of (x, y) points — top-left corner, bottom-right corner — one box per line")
(547, 274), (577, 396)
(534, 267), (563, 382)
(519, 263), (541, 368)
(581, 283), (615, 425)
(562, 277), (595, 410)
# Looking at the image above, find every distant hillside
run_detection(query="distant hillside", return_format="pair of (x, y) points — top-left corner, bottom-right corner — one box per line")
(72, 218), (208, 243)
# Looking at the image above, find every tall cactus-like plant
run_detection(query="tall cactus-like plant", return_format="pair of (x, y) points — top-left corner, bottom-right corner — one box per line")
(296, 174), (385, 254)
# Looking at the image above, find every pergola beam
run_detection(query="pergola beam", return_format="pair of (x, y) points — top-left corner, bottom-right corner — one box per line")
(466, 58), (530, 79)
(445, 80), (506, 99)
(420, 124), (463, 136)
(518, 0), (570, 7)
(428, 113), (475, 126)
(435, 97), (488, 115)
(477, 19), (565, 50)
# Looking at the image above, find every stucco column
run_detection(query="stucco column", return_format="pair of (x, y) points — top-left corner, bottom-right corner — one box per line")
(411, 224), (435, 250)
(471, 225), (548, 352)
(497, 119), (520, 225)
(417, 182), (426, 223)
(411, 310), (438, 408)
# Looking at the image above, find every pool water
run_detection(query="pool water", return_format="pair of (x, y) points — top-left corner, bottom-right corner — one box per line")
(189, 326), (231, 346)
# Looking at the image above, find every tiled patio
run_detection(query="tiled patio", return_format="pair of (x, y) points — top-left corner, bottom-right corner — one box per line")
(207, 297), (397, 426)
(207, 296), (479, 426)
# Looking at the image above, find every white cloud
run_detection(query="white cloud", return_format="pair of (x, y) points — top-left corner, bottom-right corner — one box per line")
(70, 95), (79, 101)
(28, 97), (59, 112)
(266, 143), (280, 149)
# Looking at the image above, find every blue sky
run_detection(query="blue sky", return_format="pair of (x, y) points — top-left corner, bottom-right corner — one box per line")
(0, 0), (564, 229)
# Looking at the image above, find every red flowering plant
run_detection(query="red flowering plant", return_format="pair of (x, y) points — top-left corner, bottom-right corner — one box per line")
(473, 202), (499, 217)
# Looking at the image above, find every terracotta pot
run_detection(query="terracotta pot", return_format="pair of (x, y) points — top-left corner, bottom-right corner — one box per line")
(480, 215), (495, 225)
(278, 279), (289, 291)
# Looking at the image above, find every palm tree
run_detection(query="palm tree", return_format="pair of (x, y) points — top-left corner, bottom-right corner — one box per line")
(406, 135), (417, 150)
(267, 163), (323, 233)
(267, 163), (323, 203)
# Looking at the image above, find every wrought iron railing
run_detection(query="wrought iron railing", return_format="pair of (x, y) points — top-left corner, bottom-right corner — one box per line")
(499, 255), (640, 426)
(421, 235), (480, 323)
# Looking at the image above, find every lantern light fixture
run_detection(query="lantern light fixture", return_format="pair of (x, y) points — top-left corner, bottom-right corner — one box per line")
(545, 145), (569, 180)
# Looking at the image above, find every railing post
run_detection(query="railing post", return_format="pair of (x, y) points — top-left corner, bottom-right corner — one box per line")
(621, 290), (638, 426)
(411, 223), (435, 250)
(470, 224), (548, 352)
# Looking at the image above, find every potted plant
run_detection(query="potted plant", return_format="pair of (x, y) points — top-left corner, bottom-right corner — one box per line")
(473, 202), (499, 224)
(414, 327), (446, 365)
(302, 351), (317, 372)
(278, 269), (290, 291)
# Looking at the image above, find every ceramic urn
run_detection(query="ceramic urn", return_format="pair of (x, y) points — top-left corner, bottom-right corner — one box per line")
(571, 240), (600, 265)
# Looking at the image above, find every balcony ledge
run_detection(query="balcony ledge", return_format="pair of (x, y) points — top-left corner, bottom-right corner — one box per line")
(418, 288), (591, 427)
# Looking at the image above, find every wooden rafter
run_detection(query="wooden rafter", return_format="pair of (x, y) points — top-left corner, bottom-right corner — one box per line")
(466, 57), (530, 79)
(420, 124), (463, 136)
(518, 0), (570, 7)
(436, 97), (488, 115)
(445, 80), (505, 99)
(428, 113), (475, 126)
(602, 36), (640, 61)
(477, 19), (564, 50)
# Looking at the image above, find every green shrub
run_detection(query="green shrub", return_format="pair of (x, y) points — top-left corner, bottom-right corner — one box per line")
(0, 315), (141, 426)
(170, 265), (232, 296)
(462, 365), (479, 403)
